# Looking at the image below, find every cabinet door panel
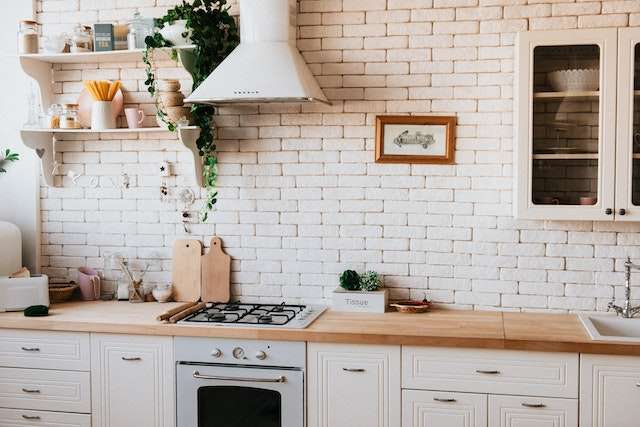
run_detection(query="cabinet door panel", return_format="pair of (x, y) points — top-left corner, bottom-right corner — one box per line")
(91, 334), (175, 427)
(308, 343), (400, 427)
(580, 354), (640, 427)
(403, 390), (487, 427)
(0, 408), (91, 427)
(489, 395), (577, 427)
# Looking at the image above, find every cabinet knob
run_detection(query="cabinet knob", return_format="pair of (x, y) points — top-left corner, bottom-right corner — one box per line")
(255, 351), (267, 360)
(606, 208), (613, 215)
(211, 348), (223, 358)
(619, 208), (627, 216)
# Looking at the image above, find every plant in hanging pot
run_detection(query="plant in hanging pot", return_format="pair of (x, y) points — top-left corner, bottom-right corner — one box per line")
(333, 270), (388, 313)
(143, 0), (239, 222)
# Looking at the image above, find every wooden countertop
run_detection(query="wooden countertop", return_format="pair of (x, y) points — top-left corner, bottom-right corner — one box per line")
(1, 301), (639, 355)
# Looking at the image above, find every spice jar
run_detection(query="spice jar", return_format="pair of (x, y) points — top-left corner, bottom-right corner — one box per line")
(47, 104), (63, 129)
(18, 20), (39, 54)
(70, 24), (92, 52)
(60, 104), (81, 129)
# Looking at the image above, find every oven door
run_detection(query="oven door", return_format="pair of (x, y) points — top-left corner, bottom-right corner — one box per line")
(177, 363), (304, 427)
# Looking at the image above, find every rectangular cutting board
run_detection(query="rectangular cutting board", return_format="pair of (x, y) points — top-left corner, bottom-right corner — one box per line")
(172, 239), (202, 302)
(201, 237), (231, 303)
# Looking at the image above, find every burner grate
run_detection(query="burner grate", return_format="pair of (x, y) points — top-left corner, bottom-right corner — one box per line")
(182, 302), (307, 326)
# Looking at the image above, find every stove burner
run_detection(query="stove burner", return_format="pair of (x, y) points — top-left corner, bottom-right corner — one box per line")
(182, 302), (308, 326)
(258, 315), (273, 324)
(207, 313), (226, 322)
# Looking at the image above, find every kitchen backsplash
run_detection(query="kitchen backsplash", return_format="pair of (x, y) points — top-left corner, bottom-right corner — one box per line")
(37, 0), (640, 311)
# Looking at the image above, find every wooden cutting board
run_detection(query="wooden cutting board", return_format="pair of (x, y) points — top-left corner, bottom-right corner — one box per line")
(201, 237), (231, 303)
(172, 239), (202, 302)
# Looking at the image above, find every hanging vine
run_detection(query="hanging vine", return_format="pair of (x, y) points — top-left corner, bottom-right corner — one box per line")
(143, 0), (239, 221)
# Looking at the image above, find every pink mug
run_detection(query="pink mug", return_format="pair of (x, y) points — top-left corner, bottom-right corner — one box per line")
(125, 108), (144, 129)
(78, 267), (100, 301)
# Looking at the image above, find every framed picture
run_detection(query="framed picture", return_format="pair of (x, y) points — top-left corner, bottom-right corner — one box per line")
(375, 115), (456, 164)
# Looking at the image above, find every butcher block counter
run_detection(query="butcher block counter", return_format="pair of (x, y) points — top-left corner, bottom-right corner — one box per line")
(0, 301), (638, 355)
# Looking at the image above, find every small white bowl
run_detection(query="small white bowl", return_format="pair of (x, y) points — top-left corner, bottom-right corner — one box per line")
(152, 284), (173, 303)
(547, 69), (599, 92)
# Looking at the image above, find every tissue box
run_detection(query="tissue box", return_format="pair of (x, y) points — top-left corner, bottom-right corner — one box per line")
(332, 288), (388, 313)
(0, 275), (49, 312)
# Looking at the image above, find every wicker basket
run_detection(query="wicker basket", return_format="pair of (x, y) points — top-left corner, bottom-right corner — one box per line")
(390, 299), (432, 314)
(49, 282), (78, 304)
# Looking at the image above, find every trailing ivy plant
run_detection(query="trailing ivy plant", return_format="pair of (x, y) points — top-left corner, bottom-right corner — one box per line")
(0, 149), (19, 174)
(144, 0), (239, 221)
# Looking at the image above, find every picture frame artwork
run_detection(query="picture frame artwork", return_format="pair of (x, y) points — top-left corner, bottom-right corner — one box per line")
(375, 115), (456, 164)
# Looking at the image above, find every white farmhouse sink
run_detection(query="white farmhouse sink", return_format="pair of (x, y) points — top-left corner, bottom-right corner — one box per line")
(579, 315), (640, 343)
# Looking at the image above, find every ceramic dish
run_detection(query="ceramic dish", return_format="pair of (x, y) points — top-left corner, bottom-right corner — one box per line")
(391, 299), (431, 313)
(547, 69), (599, 92)
(77, 87), (124, 129)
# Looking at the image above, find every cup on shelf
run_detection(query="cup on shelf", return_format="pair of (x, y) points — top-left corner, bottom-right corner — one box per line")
(125, 108), (145, 129)
(78, 267), (101, 301)
(91, 101), (116, 130)
(579, 197), (597, 205)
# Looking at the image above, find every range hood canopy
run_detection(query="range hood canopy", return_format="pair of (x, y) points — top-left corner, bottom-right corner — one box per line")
(185, 0), (329, 105)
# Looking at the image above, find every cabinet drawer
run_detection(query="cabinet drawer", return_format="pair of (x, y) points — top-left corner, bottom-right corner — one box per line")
(489, 395), (578, 427)
(403, 347), (578, 398)
(0, 408), (91, 426)
(0, 367), (91, 413)
(402, 390), (487, 427)
(0, 329), (90, 371)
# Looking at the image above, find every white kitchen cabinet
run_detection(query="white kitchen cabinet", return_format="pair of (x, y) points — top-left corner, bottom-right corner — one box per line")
(515, 28), (618, 220)
(488, 395), (578, 427)
(580, 354), (640, 427)
(403, 390), (487, 427)
(307, 342), (401, 427)
(0, 408), (91, 426)
(91, 333), (175, 427)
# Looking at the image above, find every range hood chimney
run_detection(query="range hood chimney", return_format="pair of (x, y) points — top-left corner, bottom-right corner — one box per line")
(185, 0), (329, 105)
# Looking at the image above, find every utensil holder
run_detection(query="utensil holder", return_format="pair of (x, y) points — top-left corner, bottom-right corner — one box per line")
(91, 101), (116, 130)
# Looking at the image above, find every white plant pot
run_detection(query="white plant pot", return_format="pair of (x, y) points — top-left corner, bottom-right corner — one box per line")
(332, 288), (388, 313)
(159, 20), (192, 46)
(91, 101), (116, 130)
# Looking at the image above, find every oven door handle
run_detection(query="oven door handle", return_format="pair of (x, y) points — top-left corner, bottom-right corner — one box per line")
(192, 370), (287, 383)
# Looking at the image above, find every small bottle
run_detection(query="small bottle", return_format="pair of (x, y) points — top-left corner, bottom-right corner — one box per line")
(127, 25), (137, 50)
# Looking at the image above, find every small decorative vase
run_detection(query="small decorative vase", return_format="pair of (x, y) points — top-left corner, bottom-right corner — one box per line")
(91, 101), (116, 130)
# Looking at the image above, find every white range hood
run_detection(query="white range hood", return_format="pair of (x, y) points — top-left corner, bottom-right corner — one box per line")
(185, 0), (329, 105)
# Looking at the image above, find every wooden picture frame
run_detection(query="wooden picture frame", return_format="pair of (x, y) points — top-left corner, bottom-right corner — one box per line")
(375, 115), (456, 164)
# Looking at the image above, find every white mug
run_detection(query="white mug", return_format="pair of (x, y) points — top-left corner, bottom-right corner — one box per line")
(125, 108), (145, 129)
(91, 101), (116, 130)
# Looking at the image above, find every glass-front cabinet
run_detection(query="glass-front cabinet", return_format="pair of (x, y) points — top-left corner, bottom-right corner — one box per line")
(516, 29), (617, 220)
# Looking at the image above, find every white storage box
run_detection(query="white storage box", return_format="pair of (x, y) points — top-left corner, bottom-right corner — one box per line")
(332, 288), (388, 313)
(0, 275), (49, 312)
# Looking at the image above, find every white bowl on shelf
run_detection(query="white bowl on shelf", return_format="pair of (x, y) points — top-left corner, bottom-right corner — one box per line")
(547, 69), (599, 92)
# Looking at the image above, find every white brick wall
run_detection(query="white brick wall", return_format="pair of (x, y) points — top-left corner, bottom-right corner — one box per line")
(36, 0), (640, 311)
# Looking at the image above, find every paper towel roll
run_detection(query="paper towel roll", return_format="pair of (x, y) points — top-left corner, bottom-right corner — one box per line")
(0, 222), (21, 276)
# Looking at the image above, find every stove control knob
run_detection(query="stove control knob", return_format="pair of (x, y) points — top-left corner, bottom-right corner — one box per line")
(255, 351), (267, 361)
(211, 348), (222, 358)
(232, 347), (245, 360)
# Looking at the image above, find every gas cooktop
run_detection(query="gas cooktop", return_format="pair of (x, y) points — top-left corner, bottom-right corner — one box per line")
(179, 302), (327, 329)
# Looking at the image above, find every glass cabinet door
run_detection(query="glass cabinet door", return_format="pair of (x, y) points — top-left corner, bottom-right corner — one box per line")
(516, 29), (617, 220)
(616, 28), (640, 220)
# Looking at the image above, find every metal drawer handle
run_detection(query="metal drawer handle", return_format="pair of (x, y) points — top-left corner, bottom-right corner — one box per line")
(342, 368), (366, 373)
(22, 388), (41, 394)
(521, 403), (546, 408)
(21, 347), (40, 352)
(476, 369), (500, 375)
(122, 356), (142, 361)
(193, 371), (286, 383)
(636, 383), (640, 387)
(433, 397), (457, 403)
(22, 415), (41, 420)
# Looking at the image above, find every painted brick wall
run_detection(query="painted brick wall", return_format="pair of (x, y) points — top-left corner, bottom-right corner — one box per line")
(36, 0), (640, 311)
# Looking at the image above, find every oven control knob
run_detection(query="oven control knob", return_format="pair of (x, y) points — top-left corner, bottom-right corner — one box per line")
(232, 347), (245, 359)
(255, 351), (267, 360)
(211, 348), (222, 358)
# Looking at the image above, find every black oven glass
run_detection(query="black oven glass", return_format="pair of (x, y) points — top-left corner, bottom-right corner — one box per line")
(197, 386), (282, 427)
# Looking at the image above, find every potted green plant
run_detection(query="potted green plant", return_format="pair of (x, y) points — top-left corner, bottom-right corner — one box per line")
(0, 149), (19, 174)
(333, 270), (388, 313)
(143, 0), (239, 221)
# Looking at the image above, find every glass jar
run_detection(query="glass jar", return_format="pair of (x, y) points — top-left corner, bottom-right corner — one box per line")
(60, 104), (81, 129)
(47, 104), (63, 129)
(18, 20), (39, 54)
(70, 24), (92, 52)
(130, 10), (154, 50)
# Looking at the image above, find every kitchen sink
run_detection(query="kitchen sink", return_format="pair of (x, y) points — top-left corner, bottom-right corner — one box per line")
(579, 315), (640, 342)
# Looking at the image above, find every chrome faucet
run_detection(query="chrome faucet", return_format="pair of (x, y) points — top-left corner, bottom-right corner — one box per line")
(608, 257), (640, 318)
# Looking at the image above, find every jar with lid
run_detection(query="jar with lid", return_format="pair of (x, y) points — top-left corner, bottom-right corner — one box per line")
(17, 20), (39, 54)
(70, 24), (92, 52)
(47, 104), (63, 129)
(130, 10), (154, 49)
(60, 104), (81, 129)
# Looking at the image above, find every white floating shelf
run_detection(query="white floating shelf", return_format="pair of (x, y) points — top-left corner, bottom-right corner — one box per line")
(18, 45), (195, 64)
(533, 90), (600, 101)
(21, 126), (203, 188)
(533, 153), (598, 160)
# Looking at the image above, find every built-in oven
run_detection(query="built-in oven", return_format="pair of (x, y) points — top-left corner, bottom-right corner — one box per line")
(175, 337), (306, 427)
